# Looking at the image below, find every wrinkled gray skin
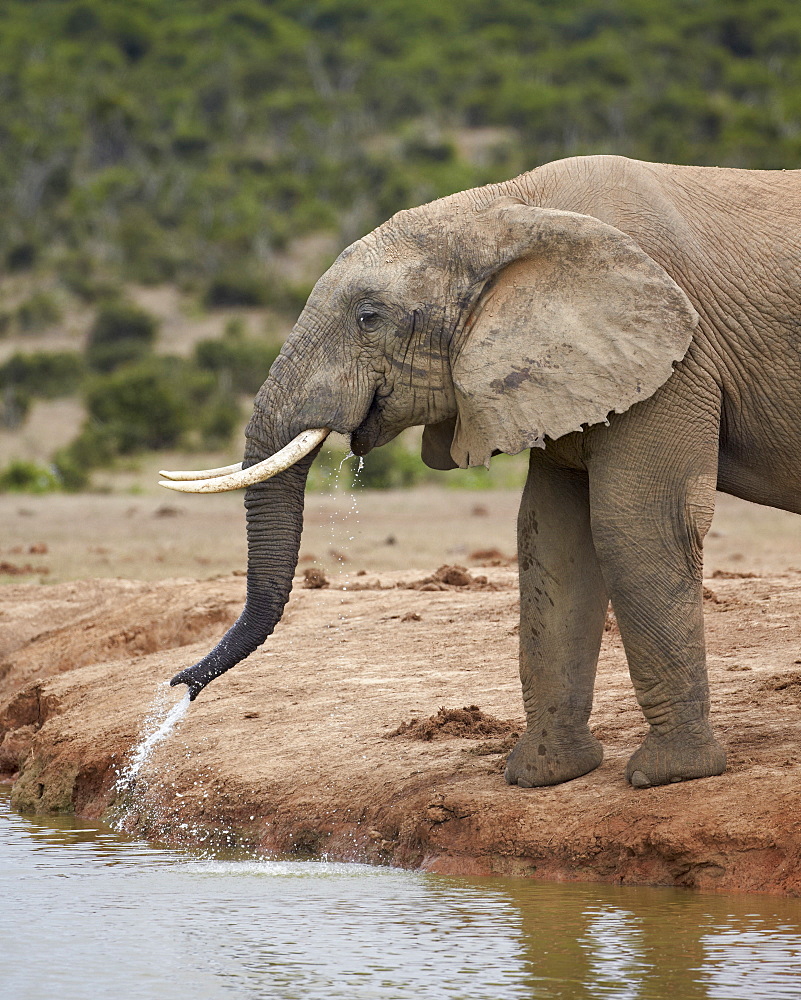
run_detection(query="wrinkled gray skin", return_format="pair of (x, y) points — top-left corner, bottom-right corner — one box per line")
(172, 154), (801, 789)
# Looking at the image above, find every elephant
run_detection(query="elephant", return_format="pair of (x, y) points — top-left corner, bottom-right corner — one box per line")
(160, 153), (801, 790)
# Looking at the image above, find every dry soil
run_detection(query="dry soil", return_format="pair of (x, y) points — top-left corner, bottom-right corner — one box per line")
(2, 488), (801, 894)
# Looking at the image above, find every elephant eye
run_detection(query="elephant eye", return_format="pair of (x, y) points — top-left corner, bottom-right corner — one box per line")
(357, 308), (381, 331)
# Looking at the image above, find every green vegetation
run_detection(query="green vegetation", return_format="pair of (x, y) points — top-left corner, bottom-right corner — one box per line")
(3, 0), (800, 296)
(0, 350), (86, 429)
(0, 351), (86, 399)
(85, 299), (159, 372)
(193, 320), (281, 394)
(14, 291), (62, 334)
(1, 0), (799, 490)
(54, 344), (244, 490)
(0, 459), (60, 494)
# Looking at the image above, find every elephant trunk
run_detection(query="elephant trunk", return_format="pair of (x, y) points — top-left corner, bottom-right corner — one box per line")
(169, 452), (315, 699)
(169, 327), (370, 700)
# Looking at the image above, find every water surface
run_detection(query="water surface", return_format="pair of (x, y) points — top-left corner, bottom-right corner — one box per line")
(2, 787), (800, 999)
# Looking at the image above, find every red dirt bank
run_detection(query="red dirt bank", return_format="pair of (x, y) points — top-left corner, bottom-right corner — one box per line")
(2, 567), (801, 894)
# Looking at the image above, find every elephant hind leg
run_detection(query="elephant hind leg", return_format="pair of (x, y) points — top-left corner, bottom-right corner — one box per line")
(505, 450), (608, 788)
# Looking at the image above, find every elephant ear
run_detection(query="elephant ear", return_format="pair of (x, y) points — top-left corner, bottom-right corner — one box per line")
(447, 201), (699, 468)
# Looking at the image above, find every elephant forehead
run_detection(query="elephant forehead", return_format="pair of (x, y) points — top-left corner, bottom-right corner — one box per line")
(313, 234), (437, 303)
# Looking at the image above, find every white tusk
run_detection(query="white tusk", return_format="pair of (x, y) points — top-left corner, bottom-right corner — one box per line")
(159, 462), (243, 481)
(158, 428), (330, 493)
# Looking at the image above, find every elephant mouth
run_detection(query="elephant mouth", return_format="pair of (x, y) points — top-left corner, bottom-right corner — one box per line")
(350, 396), (383, 455)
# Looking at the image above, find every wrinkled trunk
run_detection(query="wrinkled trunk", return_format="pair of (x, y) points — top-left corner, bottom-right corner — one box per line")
(170, 452), (314, 699)
(169, 312), (372, 699)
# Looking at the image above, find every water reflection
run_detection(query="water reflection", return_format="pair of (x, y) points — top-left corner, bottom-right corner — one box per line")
(2, 788), (801, 999)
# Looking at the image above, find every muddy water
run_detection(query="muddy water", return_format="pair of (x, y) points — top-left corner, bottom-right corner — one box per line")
(2, 788), (801, 999)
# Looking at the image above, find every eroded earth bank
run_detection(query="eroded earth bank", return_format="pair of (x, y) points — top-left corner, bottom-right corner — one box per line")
(2, 563), (801, 894)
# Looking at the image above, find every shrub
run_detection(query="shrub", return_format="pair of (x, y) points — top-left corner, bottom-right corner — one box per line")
(84, 357), (192, 453)
(59, 254), (121, 303)
(0, 351), (85, 399)
(197, 392), (242, 447)
(86, 301), (159, 373)
(193, 324), (280, 394)
(60, 355), (241, 485)
(0, 459), (59, 493)
(6, 242), (37, 271)
(203, 272), (269, 308)
(15, 292), (62, 333)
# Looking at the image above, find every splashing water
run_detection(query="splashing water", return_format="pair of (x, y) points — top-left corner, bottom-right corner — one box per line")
(116, 685), (191, 791)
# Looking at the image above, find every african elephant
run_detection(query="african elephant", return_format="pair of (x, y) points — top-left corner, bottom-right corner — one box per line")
(161, 154), (801, 789)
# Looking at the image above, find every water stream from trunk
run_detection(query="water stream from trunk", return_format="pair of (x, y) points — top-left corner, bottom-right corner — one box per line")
(115, 685), (191, 791)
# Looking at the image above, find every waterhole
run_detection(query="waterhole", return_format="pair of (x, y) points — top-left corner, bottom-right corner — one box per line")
(2, 787), (801, 999)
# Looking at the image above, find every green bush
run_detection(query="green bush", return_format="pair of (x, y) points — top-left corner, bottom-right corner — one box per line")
(85, 301), (159, 373)
(58, 354), (241, 487)
(84, 357), (193, 453)
(203, 272), (269, 308)
(6, 242), (37, 272)
(15, 292), (62, 333)
(1, 0), (801, 296)
(193, 324), (280, 394)
(0, 459), (59, 494)
(197, 392), (242, 447)
(0, 351), (85, 399)
(58, 254), (122, 304)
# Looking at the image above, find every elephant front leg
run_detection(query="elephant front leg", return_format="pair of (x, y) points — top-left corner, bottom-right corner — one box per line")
(505, 453), (609, 788)
(589, 415), (726, 788)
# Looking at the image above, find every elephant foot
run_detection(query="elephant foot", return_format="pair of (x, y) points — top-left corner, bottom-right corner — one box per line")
(626, 722), (726, 788)
(504, 725), (603, 788)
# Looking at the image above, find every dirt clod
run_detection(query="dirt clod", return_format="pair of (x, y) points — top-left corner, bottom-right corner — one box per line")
(0, 561), (49, 576)
(154, 505), (184, 518)
(390, 705), (520, 741)
(408, 565), (493, 591)
(302, 567), (329, 589)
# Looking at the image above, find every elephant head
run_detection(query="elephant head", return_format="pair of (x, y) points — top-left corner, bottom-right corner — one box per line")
(163, 191), (698, 699)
